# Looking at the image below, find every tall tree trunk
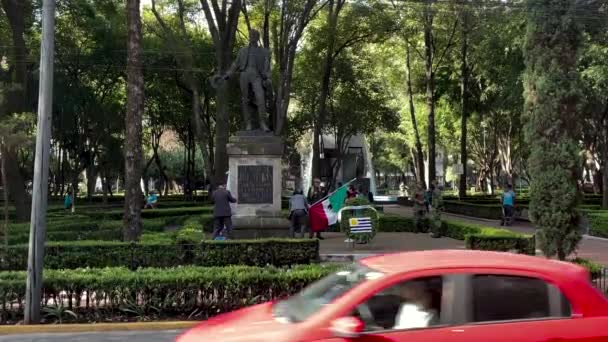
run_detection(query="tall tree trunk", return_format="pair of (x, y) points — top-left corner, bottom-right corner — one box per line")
(1, 147), (8, 252)
(603, 113), (608, 209)
(459, 9), (469, 199)
(102, 173), (108, 205)
(191, 87), (215, 185)
(1, 0), (30, 221)
(199, 0), (241, 187)
(2, 146), (29, 221)
(312, 0), (342, 179)
(423, 0), (436, 186)
(123, 0), (144, 241)
(405, 44), (425, 185)
(86, 163), (96, 202)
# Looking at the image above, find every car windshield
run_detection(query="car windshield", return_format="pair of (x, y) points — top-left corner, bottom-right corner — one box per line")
(273, 263), (384, 323)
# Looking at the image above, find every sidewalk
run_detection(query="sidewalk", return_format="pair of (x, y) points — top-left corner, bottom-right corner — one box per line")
(383, 205), (608, 266)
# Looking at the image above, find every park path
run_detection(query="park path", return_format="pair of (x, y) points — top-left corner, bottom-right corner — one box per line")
(0, 330), (182, 342)
(383, 205), (608, 266)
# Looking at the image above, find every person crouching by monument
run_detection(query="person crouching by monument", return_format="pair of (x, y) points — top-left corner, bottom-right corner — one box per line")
(212, 183), (237, 240)
(307, 178), (326, 239)
(289, 189), (309, 238)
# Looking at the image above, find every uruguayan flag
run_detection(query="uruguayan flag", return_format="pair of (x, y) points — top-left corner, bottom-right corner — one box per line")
(349, 217), (373, 234)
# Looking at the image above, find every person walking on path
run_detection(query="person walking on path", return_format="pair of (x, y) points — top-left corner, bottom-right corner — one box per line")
(501, 184), (516, 226)
(289, 189), (309, 238)
(413, 183), (427, 233)
(429, 181), (444, 238)
(307, 178), (326, 239)
(424, 186), (433, 214)
(63, 191), (73, 212)
(211, 184), (237, 240)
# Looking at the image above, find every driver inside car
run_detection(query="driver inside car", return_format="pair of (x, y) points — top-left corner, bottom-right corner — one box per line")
(393, 281), (438, 330)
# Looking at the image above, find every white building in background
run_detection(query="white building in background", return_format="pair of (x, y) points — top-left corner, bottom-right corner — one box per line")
(299, 132), (377, 195)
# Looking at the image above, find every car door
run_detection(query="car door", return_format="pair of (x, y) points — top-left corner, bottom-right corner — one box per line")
(450, 274), (608, 342)
(321, 274), (471, 342)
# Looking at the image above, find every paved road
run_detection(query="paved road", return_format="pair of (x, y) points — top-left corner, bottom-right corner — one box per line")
(0, 330), (183, 342)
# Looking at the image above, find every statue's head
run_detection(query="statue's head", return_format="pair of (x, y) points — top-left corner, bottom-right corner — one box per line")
(249, 29), (261, 46)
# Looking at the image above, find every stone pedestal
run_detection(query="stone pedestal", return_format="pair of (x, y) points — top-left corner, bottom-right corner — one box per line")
(227, 131), (290, 238)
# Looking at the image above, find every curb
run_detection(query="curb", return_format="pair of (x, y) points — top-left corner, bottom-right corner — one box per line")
(583, 234), (608, 242)
(320, 253), (378, 262)
(0, 321), (197, 335)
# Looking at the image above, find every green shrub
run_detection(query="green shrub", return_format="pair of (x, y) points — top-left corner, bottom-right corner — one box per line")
(1, 239), (320, 270)
(378, 215), (418, 232)
(175, 218), (205, 244)
(86, 207), (213, 221)
(465, 234), (535, 255)
(378, 215), (534, 254)
(586, 212), (608, 238)
(7, 216), (189, 245)
(571, 257), (604, 280)
(0, 264), (337, 322)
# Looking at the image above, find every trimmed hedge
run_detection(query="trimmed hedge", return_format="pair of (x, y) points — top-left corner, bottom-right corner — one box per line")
(6, 217), (184, 244)
(465, 234), (535, 255)
(378, 215), (535, 255)
(0, 264), (337, 322)
(0, 239), (320, 271)
(586, 212), (608, 238)
(86, 207), (212, 221)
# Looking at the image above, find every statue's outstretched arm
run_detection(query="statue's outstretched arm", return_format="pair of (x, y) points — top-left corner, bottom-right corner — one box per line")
(224, 49), (244, 80)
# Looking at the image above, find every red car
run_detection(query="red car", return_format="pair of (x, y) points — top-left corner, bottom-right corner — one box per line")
(177, 250), (608, 342)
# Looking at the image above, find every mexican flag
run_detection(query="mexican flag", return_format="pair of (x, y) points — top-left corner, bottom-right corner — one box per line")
(309, 181), (351, 232)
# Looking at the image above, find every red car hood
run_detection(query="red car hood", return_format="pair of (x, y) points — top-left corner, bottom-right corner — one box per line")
(177, 303), (295, 342)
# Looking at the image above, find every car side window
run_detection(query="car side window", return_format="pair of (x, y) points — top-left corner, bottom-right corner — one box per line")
(353, 276), (444, 332)
(472, 275), (572, 323)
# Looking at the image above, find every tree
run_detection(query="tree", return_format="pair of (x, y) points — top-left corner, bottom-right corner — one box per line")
(0, 113), (34, 255)
(310, 0), (395, 179)
(0, 0), (33, 221)
(458, 4), (469, 198)
(405, 42), (425, 184)
(523, 0), (584, 260)
(199, 0), (241, 185)
(149, 0), (216, 185)
(271, 0), (326, 135)
(580, 32), (608, 208)
(311, 0), (345, 179)
(421, 0), (458, 185)
(124, 0), (144, 241)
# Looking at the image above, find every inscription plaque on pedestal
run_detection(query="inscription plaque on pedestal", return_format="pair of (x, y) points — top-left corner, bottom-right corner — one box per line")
(238, 165), (273, 204)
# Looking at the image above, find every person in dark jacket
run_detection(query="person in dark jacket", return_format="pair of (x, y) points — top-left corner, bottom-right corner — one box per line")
(289, 189), (309, 238)
(211, 184), (237, 239)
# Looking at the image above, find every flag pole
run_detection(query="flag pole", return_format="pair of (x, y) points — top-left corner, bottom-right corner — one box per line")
(310, 178), (357, 207)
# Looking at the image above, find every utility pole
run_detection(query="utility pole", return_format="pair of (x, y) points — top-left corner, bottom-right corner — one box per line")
(25, 0), (55, 324)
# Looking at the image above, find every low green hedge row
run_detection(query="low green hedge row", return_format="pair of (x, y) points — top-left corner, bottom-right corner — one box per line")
(7, 217), (187, 244)
(0, 264), (337, 321)
(586, 212), (608, 238)
(378, 215), (535, 255)
(0, 259), (602, 322)
(85, 207), (212, 221)
(464, 234), (535, 255)
(0, 239), (319, 271)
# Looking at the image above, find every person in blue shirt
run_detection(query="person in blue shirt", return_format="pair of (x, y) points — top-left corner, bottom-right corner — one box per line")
(64, 191), (73, 211)
(501, 184), (515, 226)
(145, 192), (158, 209)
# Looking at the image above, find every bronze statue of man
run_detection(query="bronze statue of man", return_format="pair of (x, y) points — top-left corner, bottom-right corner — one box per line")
(223, 29), (272, 132)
